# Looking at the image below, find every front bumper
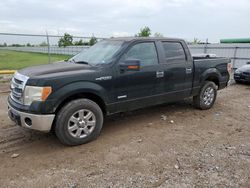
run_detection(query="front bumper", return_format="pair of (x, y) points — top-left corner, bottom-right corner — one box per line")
(234, 73), (250, 82)
(8, 103), (55, 132)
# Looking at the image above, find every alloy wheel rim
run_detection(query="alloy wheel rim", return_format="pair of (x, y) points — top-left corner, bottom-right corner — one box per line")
(203, 87), (215, 106)
(67, 109), (96, 138)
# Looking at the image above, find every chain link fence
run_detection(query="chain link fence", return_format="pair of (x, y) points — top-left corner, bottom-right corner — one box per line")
(0, 32), (104, 63)
(1, 46), (89, 55)
(1, 33), (250, 68)
(189, 43), (250, 69)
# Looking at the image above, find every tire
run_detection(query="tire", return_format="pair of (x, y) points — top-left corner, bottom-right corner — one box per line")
(193, 81), (217, 110)
(55, 99), (103, 146)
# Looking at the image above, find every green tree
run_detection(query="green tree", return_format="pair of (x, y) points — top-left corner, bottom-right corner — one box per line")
(11, 44), (24, 47)
(26, 43), (31, 47)
(74, 39), (84, 46)
(89, 36), (97, 46)
(83, 42), (89, 46)
(39, 41), (48, 46)
(58, 33), (73, 47)
(0, 43), (7, 47)
(154, 32), (163, 37)
(193, 38), (201, 44)
(137, 26), (151, 37)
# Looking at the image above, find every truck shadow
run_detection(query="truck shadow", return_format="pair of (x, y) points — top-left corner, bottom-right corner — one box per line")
(102, 98), (194, 132)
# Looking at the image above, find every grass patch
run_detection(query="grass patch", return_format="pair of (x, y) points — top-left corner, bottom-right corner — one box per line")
(0, 50), (72, 70)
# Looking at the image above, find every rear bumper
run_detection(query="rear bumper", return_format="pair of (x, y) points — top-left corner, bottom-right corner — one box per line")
(8, 103), (55, 132)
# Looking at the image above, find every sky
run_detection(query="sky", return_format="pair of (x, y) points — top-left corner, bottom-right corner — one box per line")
(0, 0), (250, 44)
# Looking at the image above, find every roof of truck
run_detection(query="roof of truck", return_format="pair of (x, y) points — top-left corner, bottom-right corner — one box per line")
(108, 37), (184, 42)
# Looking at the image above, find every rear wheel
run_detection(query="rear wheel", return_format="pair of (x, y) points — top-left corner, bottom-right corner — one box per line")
(55, 99), (103, 146)
(193, 81), (217, 110)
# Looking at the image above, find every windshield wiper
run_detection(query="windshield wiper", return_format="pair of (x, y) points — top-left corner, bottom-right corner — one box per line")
(68, 59), (91, 65)
(74, 61), (90, 65)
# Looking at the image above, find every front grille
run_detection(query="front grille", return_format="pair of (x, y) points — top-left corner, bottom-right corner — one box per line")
(10, 72), (29, 104)
(243, 72), (250, 76)
(11, 78), (24, 103)
(14, 78), (23, 84)
(13, 87), (22, 93)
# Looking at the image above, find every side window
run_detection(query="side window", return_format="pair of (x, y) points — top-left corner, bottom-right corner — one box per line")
(122, 42), (158, 66)
(162, 42), (186, 63)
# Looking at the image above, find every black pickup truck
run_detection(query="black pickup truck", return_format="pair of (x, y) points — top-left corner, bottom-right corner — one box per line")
(8, 37), (231, 145)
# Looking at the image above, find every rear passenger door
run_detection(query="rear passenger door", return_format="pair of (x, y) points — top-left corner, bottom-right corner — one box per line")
(157, 41), (193, 99)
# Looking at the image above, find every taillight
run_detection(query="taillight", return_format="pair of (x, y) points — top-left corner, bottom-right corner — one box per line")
(227, 63), (232, 73)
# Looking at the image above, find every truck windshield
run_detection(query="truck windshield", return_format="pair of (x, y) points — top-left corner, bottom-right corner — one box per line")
(69, 40), (124, 65)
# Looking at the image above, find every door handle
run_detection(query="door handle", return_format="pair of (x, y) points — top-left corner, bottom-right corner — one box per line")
(156, 71), (164, 78)
(186, 68), (192, 74)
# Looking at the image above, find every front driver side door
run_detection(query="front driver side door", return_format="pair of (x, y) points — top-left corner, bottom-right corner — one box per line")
(114, 41), (161, 112)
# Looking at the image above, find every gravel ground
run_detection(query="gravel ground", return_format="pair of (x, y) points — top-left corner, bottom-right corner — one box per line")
(0, 82), (249, 188)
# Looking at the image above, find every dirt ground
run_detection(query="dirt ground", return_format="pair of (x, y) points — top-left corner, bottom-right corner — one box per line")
(0, 82), (249, 188)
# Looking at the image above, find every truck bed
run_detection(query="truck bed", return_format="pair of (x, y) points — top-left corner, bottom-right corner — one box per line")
(192, 57), (231, 92)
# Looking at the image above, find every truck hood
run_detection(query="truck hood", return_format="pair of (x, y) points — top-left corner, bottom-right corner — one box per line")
(18, 61), (95, 78)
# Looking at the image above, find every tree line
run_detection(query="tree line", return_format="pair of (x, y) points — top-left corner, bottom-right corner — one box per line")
(0, 27), (206, 47)
(57, 26), (162, 47)
(58, 34), (98, 47)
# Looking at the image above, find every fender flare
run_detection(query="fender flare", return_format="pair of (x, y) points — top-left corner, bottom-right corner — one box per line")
(200, 68), (222, 85)
(47, 81), (108, 113)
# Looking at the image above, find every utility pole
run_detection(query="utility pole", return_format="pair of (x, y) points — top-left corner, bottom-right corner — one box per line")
(46, 31), (51, 63)
(204, 38), (208, 54)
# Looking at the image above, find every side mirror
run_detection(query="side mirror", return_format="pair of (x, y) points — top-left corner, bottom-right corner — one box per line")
(120, 59), (140, 72)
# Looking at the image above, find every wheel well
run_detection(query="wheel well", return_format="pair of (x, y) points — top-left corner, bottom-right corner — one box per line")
(55, 92), (106, 116)
(205, 76), (219, 87)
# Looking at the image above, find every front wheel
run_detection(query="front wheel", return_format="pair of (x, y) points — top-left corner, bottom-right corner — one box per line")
(55, 99), (103, 146)
(193, 81), (217, 110)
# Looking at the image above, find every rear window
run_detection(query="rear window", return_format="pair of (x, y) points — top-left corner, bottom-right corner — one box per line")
(162, 42), (186, 63)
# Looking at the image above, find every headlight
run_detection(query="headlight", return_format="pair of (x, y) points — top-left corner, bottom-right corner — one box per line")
(235, 69), (241, 74)
(24, 86), (52, 105)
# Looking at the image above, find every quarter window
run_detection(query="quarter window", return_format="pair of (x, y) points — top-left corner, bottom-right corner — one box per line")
(123, 42), (158, 66)
(162, 42), (186, 63)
